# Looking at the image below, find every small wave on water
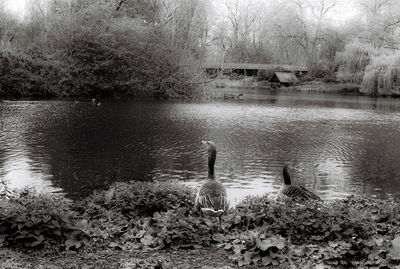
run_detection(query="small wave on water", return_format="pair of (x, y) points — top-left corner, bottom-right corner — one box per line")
(1, 94), (400, 204)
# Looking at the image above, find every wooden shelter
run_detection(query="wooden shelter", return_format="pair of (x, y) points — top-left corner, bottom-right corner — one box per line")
(203, 63), (307, 77)
(270, 72), (300, 87)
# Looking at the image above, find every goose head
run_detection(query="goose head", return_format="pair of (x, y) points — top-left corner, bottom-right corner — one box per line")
(202, 141), (217, 178)
(202, 140), (216, 152)
(283, 163), (302, 184)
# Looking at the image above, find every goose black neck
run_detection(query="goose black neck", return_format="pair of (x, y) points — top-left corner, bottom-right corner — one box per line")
(283, 164), (291, 185)
(208, 148), (216, 179)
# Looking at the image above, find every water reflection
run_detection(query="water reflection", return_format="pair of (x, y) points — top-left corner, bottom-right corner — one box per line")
(1, 92), (400, 206)
(0, 102), (63, 194)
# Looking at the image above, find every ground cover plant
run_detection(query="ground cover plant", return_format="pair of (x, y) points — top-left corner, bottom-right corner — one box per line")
(0, 181), (400, 268)
(0, 188), (89, 250)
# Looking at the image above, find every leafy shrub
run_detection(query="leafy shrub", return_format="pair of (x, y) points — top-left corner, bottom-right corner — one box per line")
(73, 181), (219, 251)
(0, 49), (73, 98)
(114, 207), (214, 250)
(71, 181), (198, 249)
(2, 180), (400, 268)
(0, 189), (89, 250)
(339, 84), (360, 94)
(149, 208), (213, 249)
(77, 181), (196, 218)
(229, 196), (376, 244)
(0, 2), (205, 99)
(219, 195), (400, 267)
(307, 61), (337, 83)
(0, 178), (14, 199)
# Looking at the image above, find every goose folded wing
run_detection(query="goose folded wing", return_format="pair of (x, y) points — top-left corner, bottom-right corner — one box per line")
(298, 186), (321, 200)
(282, 185), (319, 201)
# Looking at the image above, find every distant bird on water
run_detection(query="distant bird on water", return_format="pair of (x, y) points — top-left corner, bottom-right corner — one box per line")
(91, 98), (101, 106)
(195, 141), (229, 229)
(278, 163), (321, 201)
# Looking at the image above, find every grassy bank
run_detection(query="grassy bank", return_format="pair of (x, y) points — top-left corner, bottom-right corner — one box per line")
(1, 182), (400, 268)
(207, 76), (362, 98)
(289, 82), (361, 95)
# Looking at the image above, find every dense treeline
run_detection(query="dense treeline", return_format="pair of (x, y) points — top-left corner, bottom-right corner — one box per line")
(0, 0), (205, 98)
(2, 0), (400, 97)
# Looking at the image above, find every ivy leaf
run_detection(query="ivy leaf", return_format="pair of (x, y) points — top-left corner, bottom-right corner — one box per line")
(65, 230), (89, 251)
(104, 186), (115, 204)
(234, 215), (241, 224)
(65, 236), (82, 251)
(30, 235), (45, 247)
(373, 238), (384, 246)
(243, 251), (253, 262)
(108, 241), (126, 250)
(140, 234), (153, 246)
(261, 256), (273, 266)
(75, 219), (89, 231)
(224, 243), (232, 250)
(212, 233), (226, 242)
(256, 235), (286, 251)
(388, 236), (400, 261)
(134, 230), (146, 239)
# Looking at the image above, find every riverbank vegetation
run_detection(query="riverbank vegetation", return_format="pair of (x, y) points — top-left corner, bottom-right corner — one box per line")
(1, 181), (400, 268)
(0, 0), (205, 99)
(2, 0), (400, 98)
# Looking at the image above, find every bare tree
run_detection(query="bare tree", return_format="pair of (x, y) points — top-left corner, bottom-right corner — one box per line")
(358, 0), (400, 48)
(273, 0), (336, 71)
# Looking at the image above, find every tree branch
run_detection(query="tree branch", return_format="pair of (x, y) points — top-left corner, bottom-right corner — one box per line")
(116, 0), (126, 11)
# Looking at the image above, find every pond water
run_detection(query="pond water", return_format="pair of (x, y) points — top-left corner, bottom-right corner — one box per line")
(1, 92), (400, 206)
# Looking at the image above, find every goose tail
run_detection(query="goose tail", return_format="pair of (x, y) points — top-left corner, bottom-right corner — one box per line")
(299, 186), (321, 200)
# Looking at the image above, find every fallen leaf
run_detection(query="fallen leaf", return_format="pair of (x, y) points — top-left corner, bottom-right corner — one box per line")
(140, 235), (153, 246)
(212, 233), (226, 242)
(104, 186), (115, 204)
(256, 235), (286, 251)
(388, 235), (400, 261)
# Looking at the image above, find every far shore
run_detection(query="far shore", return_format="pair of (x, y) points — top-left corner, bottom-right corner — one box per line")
(206, 77), (362, 99)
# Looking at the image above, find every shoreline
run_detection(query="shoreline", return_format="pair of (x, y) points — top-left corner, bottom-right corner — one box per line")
(1, 181), (400, 268)
(207, 78), (361, 96)
(3, 79), (400, 101)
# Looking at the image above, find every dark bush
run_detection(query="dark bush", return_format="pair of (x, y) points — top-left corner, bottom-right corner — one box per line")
(221, 195), (400, 267)
(77, 181), (196, 218)
(0, 189), (88, 250)
(0, 49), (73, 98)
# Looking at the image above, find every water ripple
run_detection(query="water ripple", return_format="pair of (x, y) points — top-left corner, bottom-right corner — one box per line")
(1, 95), (400, 204)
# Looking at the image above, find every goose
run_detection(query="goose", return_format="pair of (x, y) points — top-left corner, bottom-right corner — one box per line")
(278, 163), (321, 201)
(195, 141), (229, 229)
(91, 98), (101, 106)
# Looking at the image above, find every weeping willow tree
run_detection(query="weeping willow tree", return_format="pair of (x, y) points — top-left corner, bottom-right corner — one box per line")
(335, 39), (376, 84)
(361, 52), (400, 96)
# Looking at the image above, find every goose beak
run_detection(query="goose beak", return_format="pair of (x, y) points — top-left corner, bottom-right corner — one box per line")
(293, 166), (303, 172)
(201, 141), (208, 151)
